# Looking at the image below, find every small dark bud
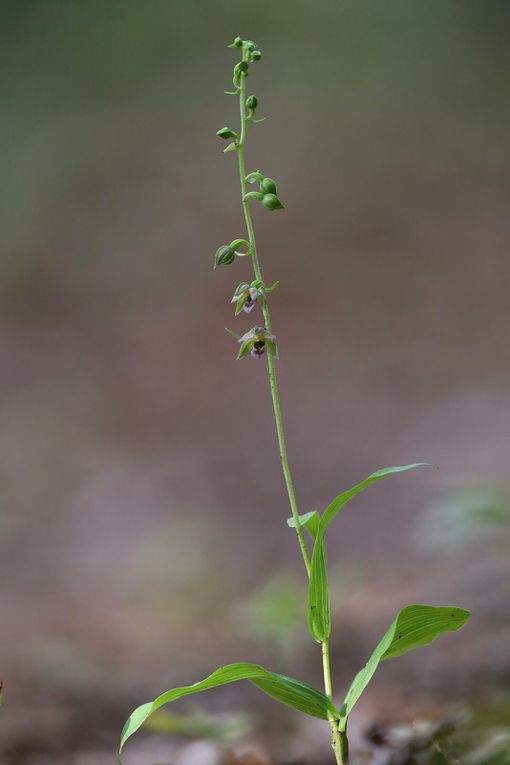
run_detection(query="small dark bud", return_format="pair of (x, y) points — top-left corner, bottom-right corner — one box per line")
(216, 127), (238, 141)
(214, 245), (236, 268)
(246, 95), (258, 110)
(262, 193), (284, 211)
(251, 50), (262, 61)
(260, 177), (277, 195)
(232, 36), (243, 48)
(244, 40), (256, 52)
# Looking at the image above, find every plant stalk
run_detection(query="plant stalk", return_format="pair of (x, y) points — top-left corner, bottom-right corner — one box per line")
(234, 46), (347, 763)
(236, 51), (310, 576)
(322, 639), (347, 765)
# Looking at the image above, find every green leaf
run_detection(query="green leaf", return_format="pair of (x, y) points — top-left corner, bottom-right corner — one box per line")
(306, 464), (431, 645)
(234, 295), (248, 316)
(237, 340), (252, 360)
(265, 280), (280, 294)
(120, 662), (338, 752)
(307, 530), (330, 641)
(225, 327), (240, 341)
(322, 463), (431, 532)
(341, 605), (471, 719)
(287, 511), (320, 541)
(264, 338), (279, 359)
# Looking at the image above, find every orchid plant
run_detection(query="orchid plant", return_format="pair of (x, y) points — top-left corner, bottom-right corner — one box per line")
(119, 37), (471, 764)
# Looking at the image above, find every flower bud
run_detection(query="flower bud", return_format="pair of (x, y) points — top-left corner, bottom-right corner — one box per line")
(260, 177), (277, 195)
(214, 245), (235, 268)
(233, 61), (249, 86)
(251, 50), (262, 61)
(246, 95), (258, 110)
(216, 127), (238, 141)
(262, 193), (284, 211)
(228, 36), (243, 49)
(229, 238), (250, 253)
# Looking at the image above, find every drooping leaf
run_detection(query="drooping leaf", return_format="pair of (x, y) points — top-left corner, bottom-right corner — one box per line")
(307, 531), (330, 642)
(287, 511), (320, 541)
(120, 662), (338, 752)
(322, 464), (431, 532)
(340, 605), (471, 719)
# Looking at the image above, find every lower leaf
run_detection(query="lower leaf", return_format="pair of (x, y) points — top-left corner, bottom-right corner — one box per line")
(120, 662), (338, 752)
(340, 605), (471, 719)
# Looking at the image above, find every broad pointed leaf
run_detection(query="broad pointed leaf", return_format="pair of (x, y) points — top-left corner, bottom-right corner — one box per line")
(306, 464), (430, 644)
(322, 464), (431, 531)
(120, 662), (338, 752)
(341, 605), (471, 719)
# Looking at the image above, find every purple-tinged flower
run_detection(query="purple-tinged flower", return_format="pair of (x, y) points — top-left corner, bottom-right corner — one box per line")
(231, 281), (263, 315)
(250, 340), (266, 358)
(237, 326), (278, 360)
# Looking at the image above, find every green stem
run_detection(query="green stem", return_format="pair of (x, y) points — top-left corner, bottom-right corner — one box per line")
(236, 52), (311, 576)
(234, 44), (347, 764)
(322, 639), (347, 765)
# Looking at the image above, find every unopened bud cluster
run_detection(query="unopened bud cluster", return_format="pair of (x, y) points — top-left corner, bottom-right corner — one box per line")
(244, 170), (285, 210)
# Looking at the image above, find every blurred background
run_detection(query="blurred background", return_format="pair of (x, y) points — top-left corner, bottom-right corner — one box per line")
(1, 1), (509, 763)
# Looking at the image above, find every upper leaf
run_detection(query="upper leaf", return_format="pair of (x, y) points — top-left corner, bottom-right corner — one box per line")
(306, 464), (430, 644)
(341, 605), (471, 719)
(120, 662), (338, 752)
(307, 531), (330, 641)
(321, 464), (431, 532)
